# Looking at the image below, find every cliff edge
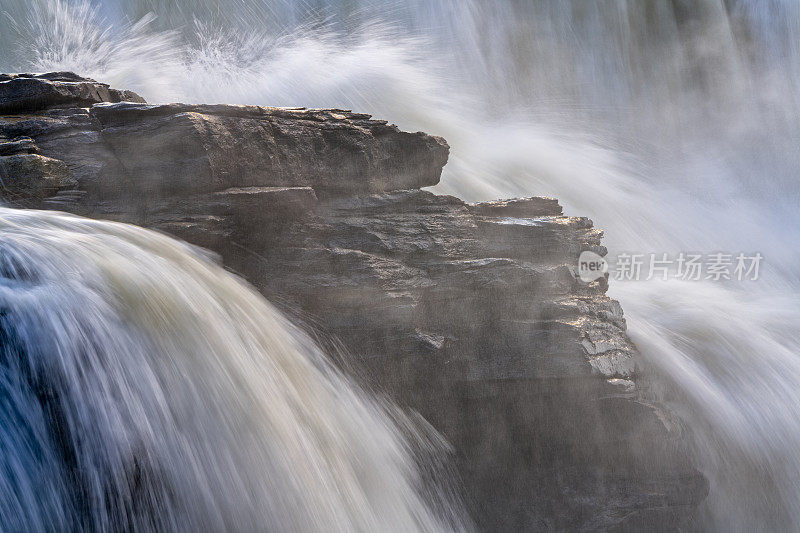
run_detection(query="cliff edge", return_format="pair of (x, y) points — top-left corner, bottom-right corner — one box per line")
(0, 72), (707, 530)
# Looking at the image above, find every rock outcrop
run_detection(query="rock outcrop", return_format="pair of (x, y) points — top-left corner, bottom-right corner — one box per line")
(0, 72), (707, 530)
(0, 72), (145, 113)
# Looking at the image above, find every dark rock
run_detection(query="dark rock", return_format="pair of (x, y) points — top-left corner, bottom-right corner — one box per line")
(213, 187), (318, 233)
(0, 71), (91, 83)
(0, 72), (707, 531)
(0, 154), (75, 202)
(0, 137), (38, 156)
(0, 73), (145, 114)
(91, 102), (448, 197)
(470, 196), (563, 217)
(214, 186), (318, 215)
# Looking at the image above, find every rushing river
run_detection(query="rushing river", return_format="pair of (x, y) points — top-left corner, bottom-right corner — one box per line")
(0, 207), (464, 531)
(1, 0), (800, 530)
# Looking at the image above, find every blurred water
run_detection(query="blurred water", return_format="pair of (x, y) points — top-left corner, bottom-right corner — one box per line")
(1, 0), (800, 529)
(0, 207), (465, 531)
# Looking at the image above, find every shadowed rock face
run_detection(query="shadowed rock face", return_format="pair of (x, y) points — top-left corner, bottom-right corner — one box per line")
(0, 72), (145, 113)
(0, 72), (707, 530)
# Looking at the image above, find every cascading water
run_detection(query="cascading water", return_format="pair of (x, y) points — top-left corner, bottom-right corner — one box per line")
(0, 207), (464, 532)
(1, 0), (800, 530)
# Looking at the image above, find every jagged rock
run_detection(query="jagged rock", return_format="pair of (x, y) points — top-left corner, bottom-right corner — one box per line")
(470, 196), (563, 217)
(0, 72), (707, 531)
(0, 73), (144, 113)
(0, 91), (448, 203)
(216, 189), (705, 530)
(0, 136), (38, 156)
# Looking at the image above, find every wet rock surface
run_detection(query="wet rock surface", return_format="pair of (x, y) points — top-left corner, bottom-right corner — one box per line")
(0, 72), (707, 531)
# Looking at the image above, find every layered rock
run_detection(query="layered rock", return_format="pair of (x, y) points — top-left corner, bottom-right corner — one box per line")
(0, 72), (145, 113)
(0, 73), (706, 530)
(91, 102), (448, 197)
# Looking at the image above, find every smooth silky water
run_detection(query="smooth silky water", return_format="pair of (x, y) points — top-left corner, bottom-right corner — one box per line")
(0, 208), (465, 531)
(1, 1), (800, 530)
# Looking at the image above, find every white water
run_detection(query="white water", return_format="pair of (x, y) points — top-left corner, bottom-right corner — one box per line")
(0, 207), (463, 532)
(2, 0), (800, 529)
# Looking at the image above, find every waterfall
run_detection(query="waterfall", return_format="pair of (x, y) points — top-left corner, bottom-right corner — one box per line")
(0, 207), (463, 532)
(2, 0), (800, 529)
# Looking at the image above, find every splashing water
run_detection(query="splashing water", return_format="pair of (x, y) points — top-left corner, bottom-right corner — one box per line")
(0, 207), (464, 532)
(2, 0), (800, 529)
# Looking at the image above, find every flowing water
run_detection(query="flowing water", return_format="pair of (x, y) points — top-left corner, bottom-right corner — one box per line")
(0, 207), (464, 532)
(1, 0), (800, 530)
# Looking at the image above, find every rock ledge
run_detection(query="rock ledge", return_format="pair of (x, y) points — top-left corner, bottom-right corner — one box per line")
(0, 72), (706, 531)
